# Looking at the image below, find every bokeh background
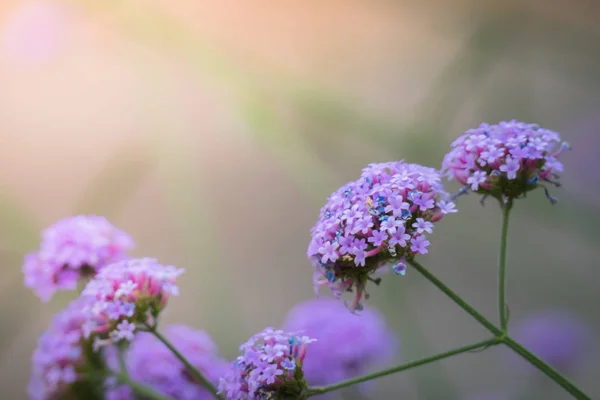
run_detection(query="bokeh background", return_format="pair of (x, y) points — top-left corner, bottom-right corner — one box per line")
(1, 0), (599, 399)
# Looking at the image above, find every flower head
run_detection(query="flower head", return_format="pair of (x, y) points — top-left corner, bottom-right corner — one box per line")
(218, 328), (316, 399)
(510, 309), (590, 372)
(28, 298), (95, 400)
(282, 298), (397, 393)
(81, 258), (184, 349)
(307, 161), (453, 310)
(23, 215), (134, 302)
(106, 325), (228, 400)
(442, 120), (569, 203)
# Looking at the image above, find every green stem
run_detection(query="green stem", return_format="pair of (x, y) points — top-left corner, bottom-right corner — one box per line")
(148, 325), (221, 399)
(116, 347), (171, 400)
(307, 338), (498, 396)
(498, 202), (512, 332)
(503, 336), (591, 400)
(408, 261), (502, 337)
(409, 261), (592, 399)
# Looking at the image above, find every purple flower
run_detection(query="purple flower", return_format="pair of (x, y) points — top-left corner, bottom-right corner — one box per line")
(412, 218), (433, 234)
(218, 328), (316, 400)
(106, 325), (228, 400)
(282, 299), (398, 393)
(467, 170), (487, 191)
(388, 226), (410, 247)
(81, 258), (184, 349)
(367, 230), (388, 247)
(410, 235), (430, 255)
(308, 161), (454, 311)
(437, 200), (457, 214)
(318, 241), (340, 264)
(23, 215), (134, 302)
(442, 120), (569, 202)
(510, 310), (591, 372)
(380, 217), (401, 234)
(28, 298), (91, 400)
(499, 156), (520, 180)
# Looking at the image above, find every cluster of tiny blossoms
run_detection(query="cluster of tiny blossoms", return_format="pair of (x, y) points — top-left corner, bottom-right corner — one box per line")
(106, 325), (228, 400)
(442, 120), (569, 202)
(308, 161), (455, 310)
(218, 328), (316, 400)
(81, 258), (184, 349)
(282, 298), (397, 393)
(23, 215), (134, 302)
(28, 297), (92, 400)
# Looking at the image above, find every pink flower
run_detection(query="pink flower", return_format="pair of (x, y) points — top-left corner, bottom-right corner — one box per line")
(23, 215), (134, 302)
(81, 258), (184, 349)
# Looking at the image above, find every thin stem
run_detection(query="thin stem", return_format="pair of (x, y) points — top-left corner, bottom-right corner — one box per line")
(409, 260), (593, 399)
(116, 346), (171, 400)
(498, 202), (512, 332)
(307, 338), (498, 396)
(148, 325), (221, 399)
(408, 260), (503, 337)
(503, 336), (591, 400)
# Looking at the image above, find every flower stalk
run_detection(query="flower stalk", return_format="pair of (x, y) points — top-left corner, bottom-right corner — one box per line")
(498, 200), (512, 332)
(146, 324), (221, 399)
(306, 338), (498, 396)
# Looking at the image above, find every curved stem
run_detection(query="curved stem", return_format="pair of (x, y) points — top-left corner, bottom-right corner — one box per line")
(503, 336), (591, 400)
(498, 202), (512, 332)
(408, 260), (502, 336)
(148, 325), (221, 399)
(116, 346), (171, 400)
(307, 338), (498, 396)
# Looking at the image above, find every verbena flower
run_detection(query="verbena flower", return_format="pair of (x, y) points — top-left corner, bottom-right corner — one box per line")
(442, 120), (569, 203)
(23, 215), (134, 302)
(81, 258), (184, 349)
(28, 297), (101, 400)
(307, 161), (454, 310)
(511, 309), (590, 372)
(218, 328), (316, 400)
(105, 325), (228, 400)
(281, 298), (397, 395)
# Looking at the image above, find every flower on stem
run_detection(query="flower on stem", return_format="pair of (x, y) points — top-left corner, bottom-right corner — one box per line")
(81, 258), (184, 349)
(308, 161), (454, 311)
(105, 325), (228, 400)
(28, 298), (98, 400)
(218, 327), (316, 399)
(442, 120), (569, 203)
(23, 215), (134, 302)
(281, 298), (397, 396)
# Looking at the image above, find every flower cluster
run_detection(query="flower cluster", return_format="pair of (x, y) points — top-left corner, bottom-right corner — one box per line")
(282, 298), (397, 393)
(23, 215), (134, 302)
(106, 325), (228, 400)
(81, 258), (184, 349)
(442, 120), (569, 202)
(218, 328), (316, 400)
(308, 161), (455, 310)
(28, 298), (95, 400)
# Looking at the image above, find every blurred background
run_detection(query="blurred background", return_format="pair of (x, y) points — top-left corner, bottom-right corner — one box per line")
(1, 0), (599, 399)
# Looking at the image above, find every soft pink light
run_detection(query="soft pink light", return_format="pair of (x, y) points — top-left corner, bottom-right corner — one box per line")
(1, 1), (71, 64)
